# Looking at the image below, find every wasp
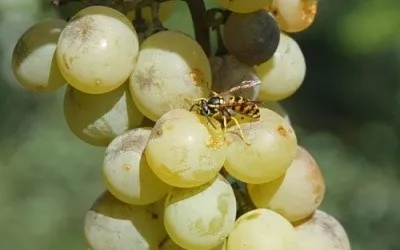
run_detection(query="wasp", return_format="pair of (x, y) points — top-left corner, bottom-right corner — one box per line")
(189, 80), (263, 145)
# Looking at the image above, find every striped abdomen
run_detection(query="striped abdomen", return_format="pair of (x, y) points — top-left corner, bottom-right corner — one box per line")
(227, 96), (260, 119)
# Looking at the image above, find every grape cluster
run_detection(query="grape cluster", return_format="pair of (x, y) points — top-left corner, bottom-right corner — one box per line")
(11, 0), (351, 249)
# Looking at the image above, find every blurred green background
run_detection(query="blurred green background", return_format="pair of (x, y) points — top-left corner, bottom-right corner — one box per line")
(1, 0), (399, 249)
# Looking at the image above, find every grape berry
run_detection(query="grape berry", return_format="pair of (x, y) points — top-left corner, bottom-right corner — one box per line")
(12, 1), (351, 250)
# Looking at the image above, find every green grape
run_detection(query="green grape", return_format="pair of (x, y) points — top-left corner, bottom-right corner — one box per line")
(223, 10), (280, 66)
(247, 146), (326, 222)
(129, 30), (211, 122)
(294, 210), (351, 250)
(159, 238), (226, 250)
(217, 0), (273, 13)
(11, 19), (66, 92)
(84, 191), (167, 250)
(56, 6), (139, 94)
(226, 208), (295, 250)
(164, 175), (236, 250)
(255, 32), (306, 101)
(63, 82), (144, 146)
(209, 54), (260, 100)
(145, 109), (227, 188)
(224, 107), (297, 184)
(103, 127), (171, 205)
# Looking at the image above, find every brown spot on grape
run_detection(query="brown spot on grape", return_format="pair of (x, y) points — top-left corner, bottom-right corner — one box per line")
(124, 165), (131, 171)
(36, 86), (44, 91)
(151, 212), (159, 220)
(277, 125), (287, 136)
(189, 68), (206, 87)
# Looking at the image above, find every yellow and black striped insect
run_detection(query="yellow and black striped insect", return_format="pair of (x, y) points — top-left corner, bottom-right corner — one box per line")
(189, 80), (263, 144)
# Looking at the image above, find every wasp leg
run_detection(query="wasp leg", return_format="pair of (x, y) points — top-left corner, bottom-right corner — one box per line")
(230, 116), (251, 145)
(210, 91), (219, 97)
(189, 103), (199, 111)
(206, 114), (217, 129)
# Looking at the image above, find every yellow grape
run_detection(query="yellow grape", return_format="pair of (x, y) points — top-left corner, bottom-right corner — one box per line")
(84, 191), (167, 250)
(218, 0), (273, 14)
(164, 175), (236, 250)
(294, 210), (351, 250)
(255, 32), (306, 101)
(11, 19), (66, 92)
(247, 146), (325, 222)
(226, 208), (295, 250)
(129, 30), (211, 122)
(224, 108), (297, 184)
(63, 82), (144, 146)
(267, 0), (319, 33)
(145, 109), (226, 188)
(56, 6), (139, 94)
(103, 127), (171, 205)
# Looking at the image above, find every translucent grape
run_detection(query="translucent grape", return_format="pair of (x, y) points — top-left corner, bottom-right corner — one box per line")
(247, 146), (325, 222)
(224, 108), (297, 184)
(164, 175), (236, 250)
(226, 208), (295, 250)
(294, 210), (351, 250)
(267, 0), (319, 33)
(145, 109), (227, 188)
(209, 54), (260, 100)
(223, 9), (280, 66)
(130, 30), (211, 122)
(11, 19), (66, 92)
(217, 0), (273, 13)
(84, 191), (167, 250)
(103, 127), (171, 205)
(254, 32), (306, 101)
(63, 82), (144, 146)
(56, 6), (139, 94)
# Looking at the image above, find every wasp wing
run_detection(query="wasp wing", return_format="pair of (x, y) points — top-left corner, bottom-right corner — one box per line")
(217, 80), (261, 96)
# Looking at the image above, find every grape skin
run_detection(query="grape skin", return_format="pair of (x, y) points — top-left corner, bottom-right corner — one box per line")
(224, 108), (297, 184)
(63, 82), (144, 146)
(262, 101), (291, 124)
(84, 191), (167, 250)
(294, 210), (351, 250)
(130, 30), (211, 122)
(217, 0), (273, 14)
(164, 175), (236, 250)
(103, 127), (171, 205)
(11, 19), (66, 92)
(255, 32), (306, 101)
(223, 10), (280, 66)
(159, 238), (226, 250)
(226, 208), (295, 250)
(56, 6), (140, 94)
(247, 146), (326, 222)
(145, 109), (227, 188)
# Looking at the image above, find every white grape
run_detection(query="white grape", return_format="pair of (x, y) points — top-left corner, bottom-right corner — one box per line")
(11, 18), (66, 92)
(145, 109), (226, 188)
(255, 32), (306, 101)
(164, 175), (236, 250)
(294, 210), (351, 250)
(262, 101), (291, 124)
(84, 191), (167, 250)
(63, 82), (144, 146)
(247, 146), (326, 222)
(56, 6), (139, 94)
(224, 108), (297, 184)
(103, 127), (171, 205)
(130, 30), (211, 122)
(226, 208), (295, 250)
